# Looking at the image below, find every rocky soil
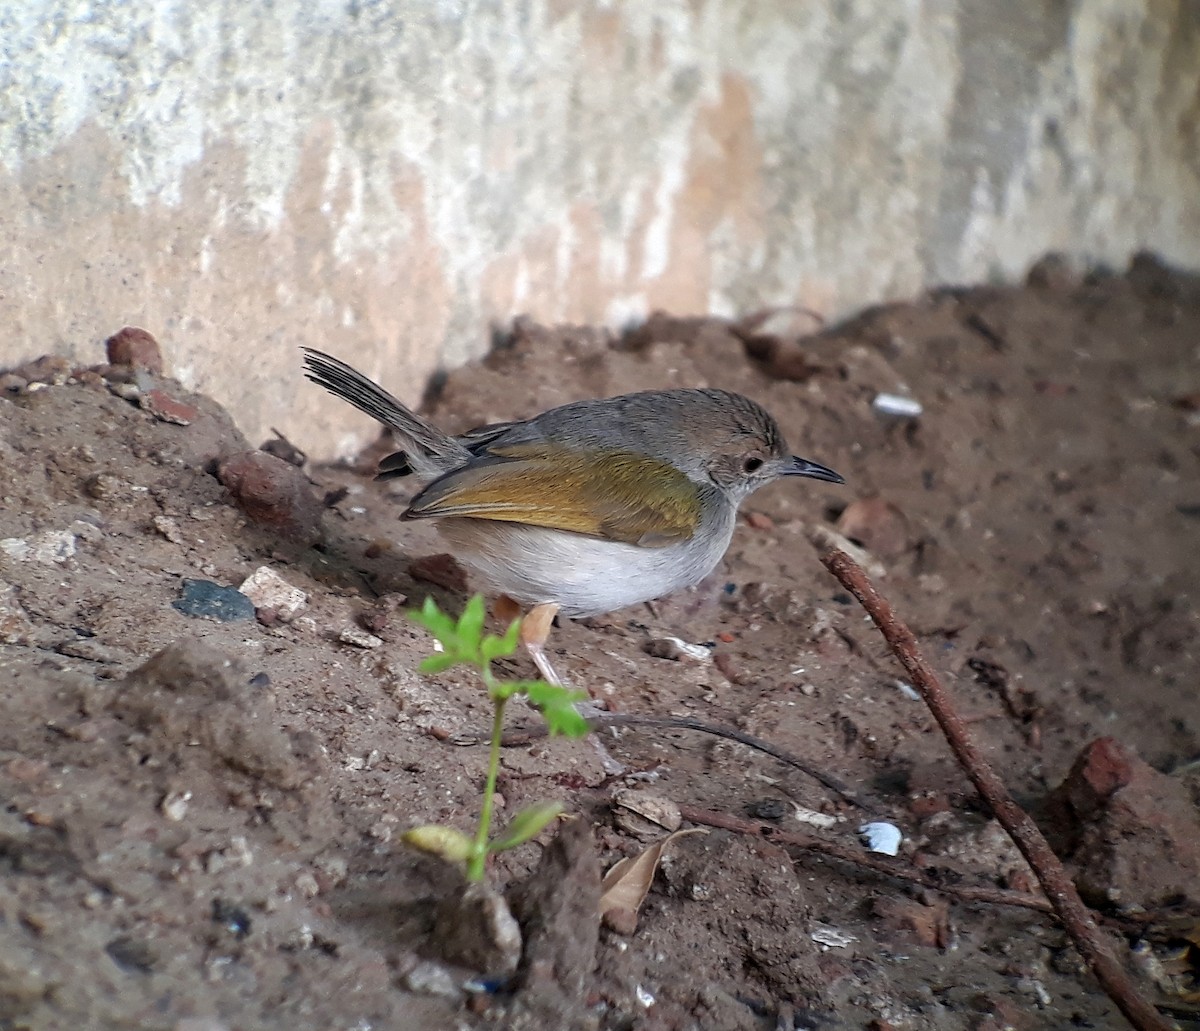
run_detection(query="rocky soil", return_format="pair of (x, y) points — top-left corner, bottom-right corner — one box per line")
(1, 254), (1198, 1030)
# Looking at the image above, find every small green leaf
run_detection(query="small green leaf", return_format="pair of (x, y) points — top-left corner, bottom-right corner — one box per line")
(418, 652), (460, 675)
(410, 596), (459, 648)
(480, 617), (522, 663)
(401, 824), (473, 863)
(489, 801), (563, 853)
(456, 594), (486, 649)
(523, 680), (591, 738)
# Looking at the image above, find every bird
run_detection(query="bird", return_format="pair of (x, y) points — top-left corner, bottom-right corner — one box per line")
(302, 347), (844, 684)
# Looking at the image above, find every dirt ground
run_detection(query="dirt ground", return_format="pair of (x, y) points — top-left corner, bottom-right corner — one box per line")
(1, 253), (1199, 1031)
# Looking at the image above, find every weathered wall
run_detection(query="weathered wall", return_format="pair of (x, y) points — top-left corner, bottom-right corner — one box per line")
(2, 0), (1198, 455)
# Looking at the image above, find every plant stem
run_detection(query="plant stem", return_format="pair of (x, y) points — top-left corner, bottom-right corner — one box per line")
(467, 695), (507, 882)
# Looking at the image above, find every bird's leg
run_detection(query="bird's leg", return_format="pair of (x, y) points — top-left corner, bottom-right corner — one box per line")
(519, 601), (563, 686)
(507, 598), (625, 775)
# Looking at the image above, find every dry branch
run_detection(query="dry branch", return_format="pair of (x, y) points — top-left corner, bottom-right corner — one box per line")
(815, 545), (1171, 1031)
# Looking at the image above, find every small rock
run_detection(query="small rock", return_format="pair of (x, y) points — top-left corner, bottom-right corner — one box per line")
(1044, 737), (1200, 909)
(871, 392), (923, 419)
(260, 431), (307, 468)
(747, 798), (788, 821)
(84, 473), (126, 499)
(105, 326), (164, 374)
(5, 757), (49, 783)
(141, 389), (196, 425)
(153, 515), (186, 544)
(1025, 253), (1080, 292)
(400, 958), (464, 1001)
(713, 651), (751, 685)
(172, 579), (256, 623)
(431, 880), (522, 976)
(105, 934), (158, 973)
(642, 636), (712, 663)
(238, 566), (307, 621)
(216, 450), (324, 547)
(408, 553), (469, 593)
(0, 584), (34, 644)
(70, 519), (104, 543)
(160, 790), (191, 822)
(294, 871), (320, 898)
(1, 530), (76, 565)
(339, 625), (383, 650)
(835, 496), (910, 559)
(743, 510), (775, 531)
(869, 896), (951, 949)
(15, 354), (71, 385)
(359, 592), (409, 637)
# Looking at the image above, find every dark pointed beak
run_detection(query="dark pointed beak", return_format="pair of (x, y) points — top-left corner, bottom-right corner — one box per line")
(784, 455), (845, 484)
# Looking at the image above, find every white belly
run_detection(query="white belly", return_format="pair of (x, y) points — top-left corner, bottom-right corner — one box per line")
(433, 515), (735, 618)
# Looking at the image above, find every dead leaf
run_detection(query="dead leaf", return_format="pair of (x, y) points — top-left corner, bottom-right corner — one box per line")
(599, 827), (706, 933)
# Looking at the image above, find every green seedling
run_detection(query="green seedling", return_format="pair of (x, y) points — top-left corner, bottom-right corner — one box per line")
(403, 595), (590, 882)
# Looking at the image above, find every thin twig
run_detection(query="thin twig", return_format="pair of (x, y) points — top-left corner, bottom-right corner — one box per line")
(816, 546), (1171, 1031)
(500, 712), (880, 814)
(677, 803), (1055, 915)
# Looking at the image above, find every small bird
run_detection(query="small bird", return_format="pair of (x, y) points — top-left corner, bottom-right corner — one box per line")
(302, 348), (843, 684)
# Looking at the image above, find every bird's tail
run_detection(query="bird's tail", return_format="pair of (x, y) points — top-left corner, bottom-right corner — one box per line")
(301, 348), (470, 475)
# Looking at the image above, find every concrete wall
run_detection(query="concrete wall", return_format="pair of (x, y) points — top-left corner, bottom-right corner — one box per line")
(3, 0), (1198, 456)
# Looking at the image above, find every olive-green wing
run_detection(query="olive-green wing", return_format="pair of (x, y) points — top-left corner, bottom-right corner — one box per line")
(402, 443), (702, 547)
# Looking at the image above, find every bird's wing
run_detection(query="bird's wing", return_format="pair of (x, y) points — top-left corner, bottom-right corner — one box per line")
(402, 442), (702, 547)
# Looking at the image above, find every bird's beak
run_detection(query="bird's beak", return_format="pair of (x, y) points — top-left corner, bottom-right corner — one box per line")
(784, 455), (845, 484)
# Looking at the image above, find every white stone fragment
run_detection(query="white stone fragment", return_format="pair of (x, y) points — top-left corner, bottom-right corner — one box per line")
(810, 923), (857, 948)
(859, 821), (903, 856)
(872, 392), (923, 418)
(2, 530), (77, 565)
(339, 625), (383, 649)
(238, 566), (307, 620)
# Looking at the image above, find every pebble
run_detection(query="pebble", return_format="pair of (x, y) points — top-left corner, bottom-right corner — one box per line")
(171, 579), (256, 622)
(401, 959), (464, 1001)
(141, 389), (196, 425)
(238, 566), (307, 621)
(153, 516), (186, 544)
(0, 530), (76, 565)
(643, 636), (713, 663)
(408, 552), (469, 593)
(84, 473), (126, 499)
(743, 510), (775, 531)
(859, 821), (904, 856)
(259, 432), (307, 468)
(105, 326), (165, 375)
(216, 450), (324, 547)
(339, 625), (383, 650)
(0, 584), (34, 644)
(872, 392), (923, 419)
(160, 790), (192, 822)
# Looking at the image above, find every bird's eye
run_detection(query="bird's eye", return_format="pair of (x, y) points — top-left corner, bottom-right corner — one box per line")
(742, 456), (764, 473)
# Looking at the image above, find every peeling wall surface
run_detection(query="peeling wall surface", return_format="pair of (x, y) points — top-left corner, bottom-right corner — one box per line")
(2, 0), (1198, 454)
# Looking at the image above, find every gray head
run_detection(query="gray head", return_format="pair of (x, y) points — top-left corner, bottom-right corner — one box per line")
(668, 389), (843, 502)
